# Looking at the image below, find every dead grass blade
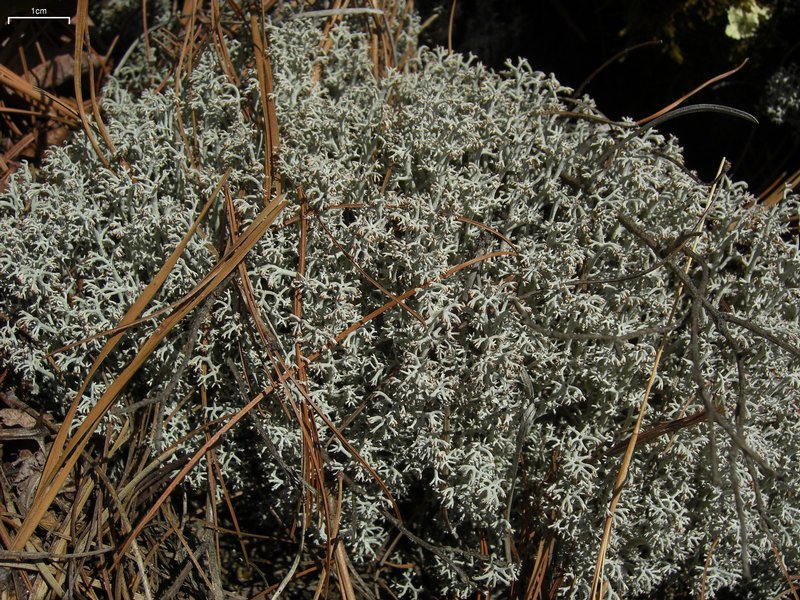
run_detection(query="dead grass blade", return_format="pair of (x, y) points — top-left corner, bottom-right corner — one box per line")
(35, 169), (231, 504)
(700, 537), (719, 599)
(200, 362), (224, 599)
(47, 293), (198, 358)
(210, 0), (241, 88)
(101, 194), (285, 561)
(115, 382), (272, 561)
(448, 0), (457, 53)
(210, 457), (251, 567)
(27, 474), (96, 597)
(250, 15), (282, 201)
(86, 58), (123, 170)
(312, 0), (349, 83)
(315, 212), (426, 324)
(770, 541), (800, 600)
(118, 246), (510, 561)
(573, 40), (662, 99)
(455, 215), (520, 255)
(172, 1), (204, 170)
(0, 65), (79, 125)
(291, 188), (319, 523)
(636, 59), (748, 126)
(590, 158), (727, 598)
(362, 1), (395, 75)
(141, 0), (153, 71)
(92, 462), (155, 600)
(253, 566), (318, 599)
(306, 250), (514, 363)
(603, 409), (706, 456)
(0, 105), (75, 125)
(162, 506), (215, 593)
(330, 474), (356, 600)
(30, 86), (82, 122)
(17, 171), (234, 553)
(73, 0), (111, 168)
(759, 165), (800, 208)
(523, 535), (555, 600)
(290, 188), (338, 588)
(224, 179), (336, 568)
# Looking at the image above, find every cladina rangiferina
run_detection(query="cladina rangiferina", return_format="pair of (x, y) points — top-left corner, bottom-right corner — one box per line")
(0, 3), (798, 597)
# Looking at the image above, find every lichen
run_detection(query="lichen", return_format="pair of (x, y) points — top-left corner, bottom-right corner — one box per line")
(1, 5), (798, 598)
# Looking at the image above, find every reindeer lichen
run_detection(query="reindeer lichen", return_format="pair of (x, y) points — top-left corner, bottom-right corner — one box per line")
(1, 4), (798, 597)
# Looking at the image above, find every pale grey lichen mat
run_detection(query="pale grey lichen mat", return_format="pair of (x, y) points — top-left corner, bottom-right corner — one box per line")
(1, 6), (799, 598)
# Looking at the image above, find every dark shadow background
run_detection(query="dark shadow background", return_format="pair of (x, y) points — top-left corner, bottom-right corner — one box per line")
(1, 1), (798, 192)
(416, 0), (800, 192)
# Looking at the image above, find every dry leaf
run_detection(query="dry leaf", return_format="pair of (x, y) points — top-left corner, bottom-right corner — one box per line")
(12, 448), (45, 513)
(27, 53), (102, 90)
(0, 408), (37, 429)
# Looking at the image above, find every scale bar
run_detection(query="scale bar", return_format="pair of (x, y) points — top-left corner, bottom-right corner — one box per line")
(7, 16), (72, 24)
